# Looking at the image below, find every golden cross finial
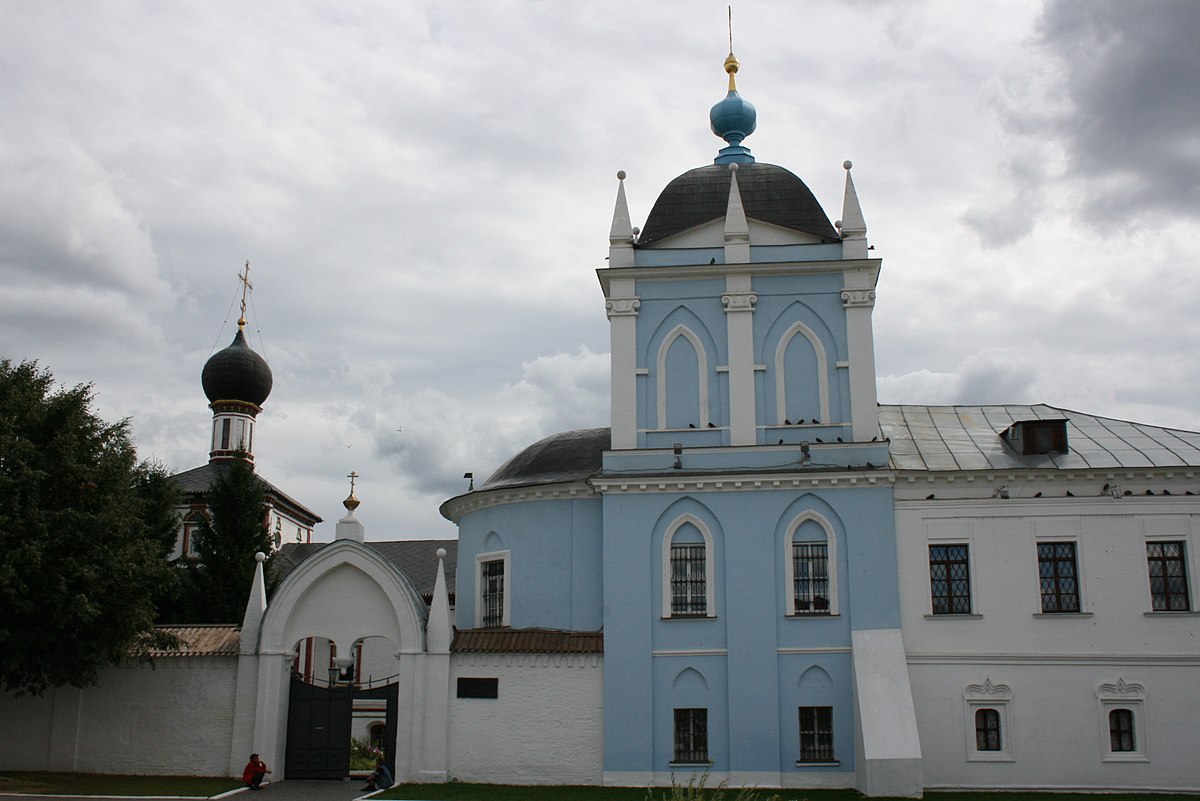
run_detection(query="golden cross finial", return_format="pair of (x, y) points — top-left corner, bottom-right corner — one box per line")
(237, 261), (253, 330)
(343, 470), (361, 513)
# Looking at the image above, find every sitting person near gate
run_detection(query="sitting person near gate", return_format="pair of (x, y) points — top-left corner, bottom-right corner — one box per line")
(362, 758), (393, 792)
(242, 753), (271, 790)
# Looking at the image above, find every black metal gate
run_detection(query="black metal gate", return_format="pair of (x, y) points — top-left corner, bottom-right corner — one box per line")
(285, 676), (352, 779)
(284, 676), (400, 780)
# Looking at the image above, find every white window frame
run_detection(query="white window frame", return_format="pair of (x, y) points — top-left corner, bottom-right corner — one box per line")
(1096, 678), (1148, 762)
(963, 678), (1013, 762)
(783, 511), (839, 616)
(1034, 536), (1088, 615)
(475, 550), (511, 628)
(925, 528), (980, 618)
(661, 514), (716, 619)
(1144, 535), (1194, 613)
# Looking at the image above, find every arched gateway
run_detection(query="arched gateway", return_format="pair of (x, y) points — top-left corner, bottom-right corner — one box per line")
(229, 500), (452, 782)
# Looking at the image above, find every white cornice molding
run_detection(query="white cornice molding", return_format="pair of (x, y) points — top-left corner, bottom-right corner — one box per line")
(592, 469), (893, 494)
(596, 258), (881, 288)
(908, 653), (1200, 666)
(439, 480), (599, 522)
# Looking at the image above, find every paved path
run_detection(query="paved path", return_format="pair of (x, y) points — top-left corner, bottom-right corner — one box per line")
(0, 780), (381, 801)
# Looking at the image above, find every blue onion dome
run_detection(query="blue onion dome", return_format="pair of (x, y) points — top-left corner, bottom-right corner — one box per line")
(201, 328), (273, 407)
(709, 52), (757, 165)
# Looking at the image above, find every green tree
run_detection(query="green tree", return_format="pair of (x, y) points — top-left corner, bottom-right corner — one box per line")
(181, 453), (274, 623)
(0, 360), (180, 696)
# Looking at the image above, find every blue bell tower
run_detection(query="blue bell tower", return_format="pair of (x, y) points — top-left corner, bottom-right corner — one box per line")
(595, 52), (921, 795)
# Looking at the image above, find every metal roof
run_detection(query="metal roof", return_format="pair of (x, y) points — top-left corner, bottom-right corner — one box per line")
(482, 428), (609, 490)
(149, 625), (241, 657)
(637, 162), (840, 247)
(272, 539), (457, 601)
(451, 628), (603, 654)
(173, 462), (323, 525)
(880, 404), (1200, 472)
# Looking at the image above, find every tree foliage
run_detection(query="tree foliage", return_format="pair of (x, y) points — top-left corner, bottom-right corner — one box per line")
(0, 360), (180, 695)
(179, 454), (274, 624)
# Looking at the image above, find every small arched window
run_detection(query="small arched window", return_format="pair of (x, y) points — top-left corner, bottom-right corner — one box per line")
(975, 708), (1002, 752)
(1109, 708), (1135, 753)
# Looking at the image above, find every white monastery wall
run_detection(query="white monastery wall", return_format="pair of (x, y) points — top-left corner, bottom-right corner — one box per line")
(910, 662), (1200, 792)
(0, 657), (238, 776)
(448, 653), (603, 784)
(896, 499), (1200, 791)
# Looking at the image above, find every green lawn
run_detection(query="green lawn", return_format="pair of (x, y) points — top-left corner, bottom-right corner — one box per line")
(0, 772), (241, 797)
(377, 785), (1198, 801)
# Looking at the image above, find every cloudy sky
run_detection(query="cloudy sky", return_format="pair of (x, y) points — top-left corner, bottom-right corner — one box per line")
(4, 0), (1200, 541)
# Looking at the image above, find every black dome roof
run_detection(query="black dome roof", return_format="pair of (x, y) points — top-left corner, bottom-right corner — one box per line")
(483, 428), (610, 490)
(637, 162), (839, 247)
(201, 329), (273, 406)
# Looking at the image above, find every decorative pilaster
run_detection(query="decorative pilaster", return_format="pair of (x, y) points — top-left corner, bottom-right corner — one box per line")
(723, 275), (757, 445)
(607, 278), (640, 449)
(842, 270), (880, 441)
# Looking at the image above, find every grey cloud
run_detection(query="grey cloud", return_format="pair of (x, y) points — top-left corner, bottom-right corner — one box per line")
(1037, 0), (1200, 224)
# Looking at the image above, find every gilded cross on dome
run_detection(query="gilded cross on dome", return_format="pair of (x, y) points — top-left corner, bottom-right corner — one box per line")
(237, 261), (253, 330)
(344, 470), (361, 512)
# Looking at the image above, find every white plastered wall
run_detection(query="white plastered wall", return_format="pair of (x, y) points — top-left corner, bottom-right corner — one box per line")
(896, 497), (1200, 791)
(0, 658), (237, 776)
(448, 653), (603, 784)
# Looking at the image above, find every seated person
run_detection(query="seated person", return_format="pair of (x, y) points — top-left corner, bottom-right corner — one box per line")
(362, 759), (393, 792)
(242, 754), (271, 790)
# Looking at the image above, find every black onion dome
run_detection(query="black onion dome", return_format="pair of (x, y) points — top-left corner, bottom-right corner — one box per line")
(637, 162), (839, 247)
(482, 428), (610, 490)
(201, 329), (273, 406)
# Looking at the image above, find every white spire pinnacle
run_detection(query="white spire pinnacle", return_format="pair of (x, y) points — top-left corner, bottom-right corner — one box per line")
(426, 547), (452, 654)
(609, 171), (635, 268)
(239, 552), (268, 653)
(723, 163), (750, 263)
(840, 160), (868, 259)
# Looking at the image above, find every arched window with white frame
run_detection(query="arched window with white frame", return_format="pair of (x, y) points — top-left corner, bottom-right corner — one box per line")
(661, 514), (716, 618)
(783, 512), (838, 616)
(774, 321), (830, 426)
(656, 325), (709, 429)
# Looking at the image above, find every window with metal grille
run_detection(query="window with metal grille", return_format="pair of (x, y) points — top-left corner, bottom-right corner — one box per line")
(1037, 541), (1080, 612)
(798, 706), (835, 762)
(1109, 708), (1135, 752)
(1147, 541), (1190, 611)
(671, 544), (707, 616)
(929, 544), (971, 614)
(673, 708), (708, 763)
(792, 543), (830, 614)
(974, 708), (1002, 751)
(480, 558), (505, 627)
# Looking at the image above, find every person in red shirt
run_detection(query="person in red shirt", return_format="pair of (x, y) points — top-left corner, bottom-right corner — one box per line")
(242, 754), (271, 790)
